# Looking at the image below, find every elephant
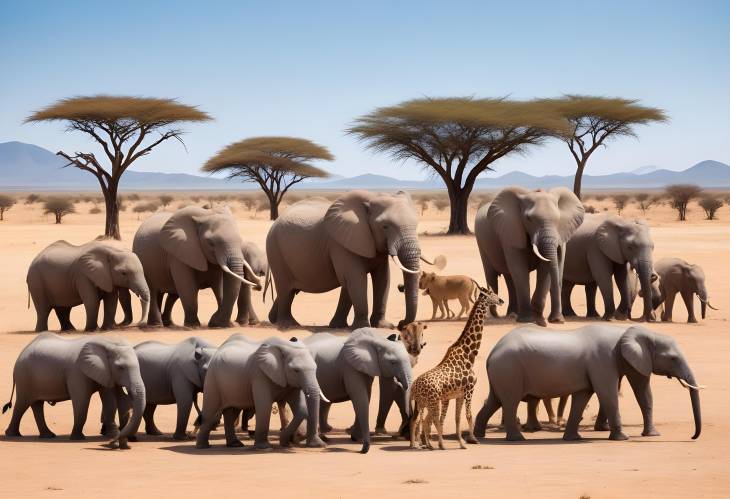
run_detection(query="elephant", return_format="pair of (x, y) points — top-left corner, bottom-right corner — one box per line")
(473, 325), (702, 442)
(154, 241), (268, 327)
(132, 206), (260, 328)
(651, 258), (718, 323)
(195, 334), (327, 450)
(266, 191), (439, 330)
(128, 337), (217, 440)
(562, 214), (656, 322)
(26, 240), (150, 332)
(475, 187), (585, 326)
(3, 333), (146, 449)
(302, 328), (414, 453)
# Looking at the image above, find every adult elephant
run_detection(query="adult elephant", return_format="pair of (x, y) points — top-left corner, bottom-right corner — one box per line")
(195, 335), (327, 450)
(4, 333), (145, 449)
(266, 191), (438, 329)
(474, 187), (584, 326)
(302, 328), (413, 453)
(27, 240), (150, 332)
(473, 325), (702, 442)
(133, 206), (260, 328)
(562, 214), (656, 322)
(653, 257), (718, 323)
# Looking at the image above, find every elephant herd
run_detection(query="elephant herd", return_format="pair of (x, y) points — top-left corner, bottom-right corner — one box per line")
(6, 186), (712, 452)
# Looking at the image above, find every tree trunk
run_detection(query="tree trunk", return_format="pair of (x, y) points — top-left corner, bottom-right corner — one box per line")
(104, 183), (121, 239)
(573, 161), (586, 199)
(55, 213), (61, 224)
(447, 185), (471, 235)
(269, 199), (279, 220)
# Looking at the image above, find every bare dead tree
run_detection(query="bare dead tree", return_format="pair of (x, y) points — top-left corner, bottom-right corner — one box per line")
(202, 137), (332, 220)
(665, 184), (702, 221)
(347, 97), (569, 234)
(551, 96), (668, 199)
(26, 96), (211, 239)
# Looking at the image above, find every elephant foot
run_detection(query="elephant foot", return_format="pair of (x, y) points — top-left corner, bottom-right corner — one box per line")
(507, 311), (518, 319)
(100, 424), (119, 437)
(184, 318), (202, 328)
(127, 435), (138, 442)
(562, 309), (577, 318)
(328, 318), (349, 328)
(247, 317), (261, 326)
(195, 441), (211, 449)
(613, 310), (628, 321)
(70, 432), (86, 441)
(276, 318), (301, 330)
(360, 441), (370, 454)
(100, 322), (116, 331)
(320, 422), (333, 434)
(522, 422), (542, 432)
(5, 428), (21, 437)
(83, 326), (98, 333)
(374, 426), (388, 436)
(505, 432), (525, 442)
(642, 427), (660, 437)
(208, 320), (234, 329)
(373, 319), (395, 329)
(306, 435), (327, 448)
(586, 311), (600, 319)
(534, 316), (547, 327)
(594, 421), (610, 432)
(39, 430), (57, 439)
(254, 440), (273, 451)
(465, 434), (479, 444)
(146, 426), (164, 436)
(351, 318), (371, 329)
(562, 432), (582, 441)
(172, 432), (190, 441)
(609, 430), (629, 441)
(226, 439), (245, 448)
(60, 326), (77, 332)
(118, 318), (133, 327)
(601, 314), (614, 322)
(688, 317), (698, 324)
(548, 313), (564, 324)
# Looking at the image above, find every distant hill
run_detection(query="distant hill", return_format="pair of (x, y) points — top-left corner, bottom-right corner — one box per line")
(2, 141), (729, 191)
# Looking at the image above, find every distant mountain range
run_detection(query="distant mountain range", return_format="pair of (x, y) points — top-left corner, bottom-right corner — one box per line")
(1, 141), (729, 191)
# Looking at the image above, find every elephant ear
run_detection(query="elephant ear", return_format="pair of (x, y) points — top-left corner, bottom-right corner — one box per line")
(79, 251), (114, 293)
(79, 342), (113, 387)
(342, 333), (380, 377)
(551, 187), (585, 243)
(160, 208), (208, 272)
(323, 191), (376, 258)
(487, 188), (527, 249)
(255, 343), (287, 387)
(619, 327), (653, 377)
(181, 342), (205, 388)
(596, 217), (624, 263)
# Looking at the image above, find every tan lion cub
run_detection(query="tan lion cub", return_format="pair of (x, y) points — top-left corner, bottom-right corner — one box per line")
(419, 272), (478, 320)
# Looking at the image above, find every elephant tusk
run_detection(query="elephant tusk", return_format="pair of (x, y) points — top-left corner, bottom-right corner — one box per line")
(391, 255), (420, 274)
(241, 258), (262, 287)
(678, 378), (706, 390)
(221, 264), (260, 287)
(319, 388), (330, 404)
(532, 244), (550, 262)
(699, 297), (719, 310)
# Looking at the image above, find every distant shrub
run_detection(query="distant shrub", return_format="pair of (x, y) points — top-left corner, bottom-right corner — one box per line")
(0, 194), (16, 220)
(126, 193), (141, 201)
(665, 184), (702, 221)
(633, 192), (659, 215)
(133, 201), (160, 218)
(584, 204), (597, 214)
(433, 195), (450, 212)
(158, 195), (174, 208)
(612, 194), (630, 216)
(699, 194), (724, 220)
(43, 197), (76, 224)
(24, 193), (41, 205)
(89, 206), (102, 214)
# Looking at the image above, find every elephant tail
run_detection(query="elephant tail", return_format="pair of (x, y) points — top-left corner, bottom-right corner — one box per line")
(2, 382), (14, 414)
(263, 268), (275, 304)
(192, 395), (202, 428)
(27, 286), (30, 309)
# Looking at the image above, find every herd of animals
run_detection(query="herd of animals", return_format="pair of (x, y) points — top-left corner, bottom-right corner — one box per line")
(2, 187), (712, 452)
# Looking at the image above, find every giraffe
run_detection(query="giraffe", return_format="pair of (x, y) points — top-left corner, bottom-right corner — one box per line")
(409, 283), (503, 449)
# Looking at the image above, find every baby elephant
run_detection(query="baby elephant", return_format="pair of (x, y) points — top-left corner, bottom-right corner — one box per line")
(399, 272), (478, 320)
(129, 337), (217, 440)
(653, 258), (718, 323)
(27, 240), (150, 332)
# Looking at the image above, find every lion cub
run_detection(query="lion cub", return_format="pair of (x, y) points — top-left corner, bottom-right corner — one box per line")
(419, 272), (478, 320)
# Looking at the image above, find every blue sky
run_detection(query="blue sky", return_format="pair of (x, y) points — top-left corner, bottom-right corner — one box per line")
(1, 0), (728, 181)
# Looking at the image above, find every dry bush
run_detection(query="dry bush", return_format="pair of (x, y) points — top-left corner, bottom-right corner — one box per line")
(89, 206), (102, 214)
(471, 192), (494, 209)
(126, 193), (141, 201)
(43, 197), (76, 224)
(665, 184), (702, 221)
(584, 204), (598, 214)
(158, 195), (174, 208)
(133, 201), (160, 218)
(699, 194), (724, 220)
(612, 193), (630, 215)
(633, 192), (660, 215)
(433, 195), (450, 212)
(24, 193), (41, 205)
(0, 194), (16, 220)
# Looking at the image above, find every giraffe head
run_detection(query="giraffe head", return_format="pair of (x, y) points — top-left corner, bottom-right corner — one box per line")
(474, 283), (503, 308)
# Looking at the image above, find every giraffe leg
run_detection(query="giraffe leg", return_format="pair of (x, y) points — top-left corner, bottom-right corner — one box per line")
(455, 397), (466, 449)
(432, 401), (445, 450)
(410, 404), (422, 449)
(424, 403), (438, 450)
(464, 387), (479, 444)
(440, 399), (449, 431)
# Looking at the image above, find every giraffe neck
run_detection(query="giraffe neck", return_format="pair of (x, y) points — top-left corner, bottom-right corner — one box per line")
(440, 293), (489, 367)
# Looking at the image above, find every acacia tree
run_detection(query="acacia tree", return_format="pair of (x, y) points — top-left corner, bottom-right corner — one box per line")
(699, 194), (723, 220)
(0, 195), (15, 220)
(551, 95), (668, 199)
(634, 192), (659, 215)
(26, 96), (211, 239)
(43, 197), (76, 224)
(612, 193), (630, 215)
(202, 137), (333, 220)
(348, 97), (568, 234)
(665, 184), (702, 221)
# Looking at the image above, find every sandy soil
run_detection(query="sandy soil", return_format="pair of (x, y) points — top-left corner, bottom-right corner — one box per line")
(0, 195), (728, 498)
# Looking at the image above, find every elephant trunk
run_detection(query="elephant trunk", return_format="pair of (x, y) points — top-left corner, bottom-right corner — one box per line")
(303, 382), (322, 445)
(680, 370), (702, 440)
(697, 284), (717, 318)
(635, 258), (655, 321)
(115, 381), (146, 449)
(395, 236), (421, 328)
(130, 279), (150, 327)
(210, 247), (246, 327)
(535, 231), (562, 322)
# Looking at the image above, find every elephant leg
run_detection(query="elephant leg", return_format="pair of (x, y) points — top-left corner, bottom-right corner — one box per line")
(588, 253), (616, 321)
(662, 290), (676, 322)
(464, 386), (478, 444)
(77, 280), (100, 332)
(585, 283), (600, 318)
(530, 262), (550, 326)
(169, 260), (201, 328)
(369, 257), (391, 328)
(557, 395), (569, 424)
(375, 376), (396, 434)
(329, 288), (352, 328)
(346, 376), (373, 453)
(319, 401), (333, 433)
(173, 393), (194, 440)
(341, 266), (370, 329)
(542, 398), (556, 424)
(505, 251), (535, 324)
(681, 290), (697, 323)
(500, 394), (525, 441)
(626, 371), (659, 436)
(146, 289), (163, 327)
(117, 288), (133, 326)
(31, 401), (55, 438)
(222, 407), (244, 447)
(485, 269), (500, 317)
(100, 291), (118, 330)
(253, 402), (274, 450)
(523, 399), (543, 431)
(31, 292), (51, 332)
(5, 393), (32, 437)
(613, 264), (631, 320)
(562, 281), (577, 317)
(275, 289), (300, 328)
(593, 381), (627, 441)
(594, 403), (609, 431)
(504, 274), (518, 318)
(55, 307), (75, 331)
(279, 392), (310, 447)
(235, 284), (252, 326)
(474, 391), (501, 438)
(162, 293), (178, 327)
(99, 388), (119, 438)
(70, 390), (92, 440)
(267, 297), (279, 324)
(143, 404), (163, 435)
(563, 389), (592, 440)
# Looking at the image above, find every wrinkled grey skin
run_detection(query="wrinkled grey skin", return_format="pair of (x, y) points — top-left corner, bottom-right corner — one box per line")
(126, 337), (216, 440)
(153, 241), (267, 327)
(266, 191), (427, 330)
(133, 207), (260, 328)
(27, 240), (150, 332)
(563, 214), (656, 322)
(4, 333), (146, 449)
(475, 187), (584, 327)
(303, 328), (414, 453)
(473, 325), (701, 442)
(196, 335), (326, 450)
(651, 258), (717, 323)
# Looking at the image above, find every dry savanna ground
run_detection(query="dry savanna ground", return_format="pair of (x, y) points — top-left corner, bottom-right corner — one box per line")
(0, 190), (728, 498)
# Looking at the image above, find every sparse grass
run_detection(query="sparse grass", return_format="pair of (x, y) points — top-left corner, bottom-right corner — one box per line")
(403, 479), (428, 484)
(472, 464), (495, 470)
